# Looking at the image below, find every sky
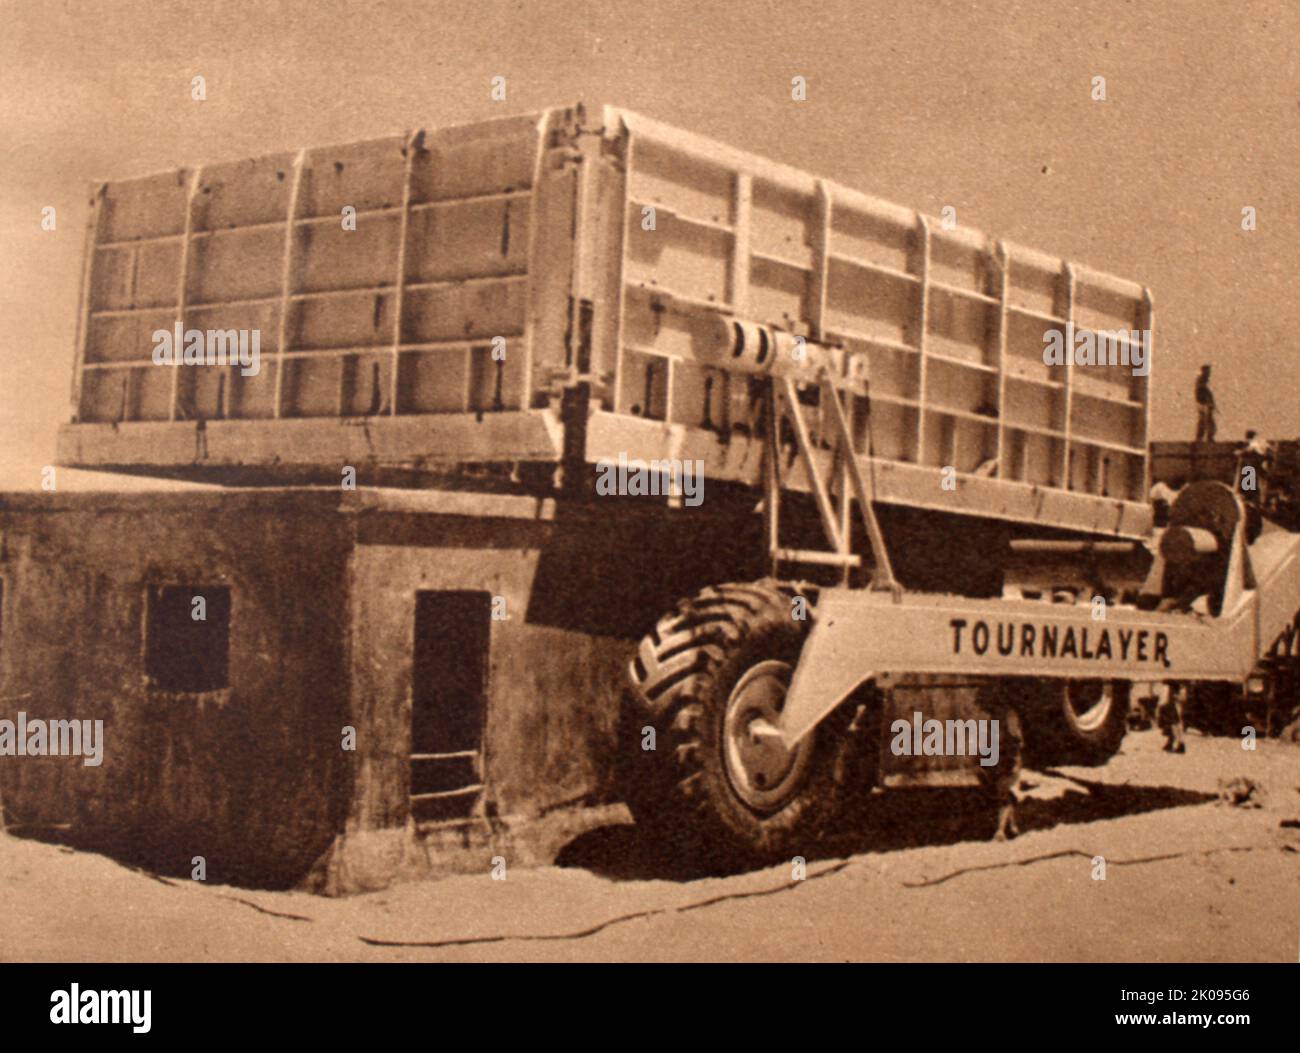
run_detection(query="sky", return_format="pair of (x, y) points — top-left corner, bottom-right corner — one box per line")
(1, 0), (1296, 489)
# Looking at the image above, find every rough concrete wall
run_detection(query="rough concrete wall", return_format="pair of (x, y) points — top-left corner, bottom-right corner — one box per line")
(0, 491), (352, 888)
(346, 499), (767, 834)
(348, 515), (623, 830)
(0, 486), (771, 892)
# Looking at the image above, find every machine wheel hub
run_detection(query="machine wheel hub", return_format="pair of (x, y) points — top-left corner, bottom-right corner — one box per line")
(1066, 681), (1113, 732)
(723, 660), (813, 812)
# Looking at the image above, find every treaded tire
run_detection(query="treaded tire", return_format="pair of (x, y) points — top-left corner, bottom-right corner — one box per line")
(621, 580), (876, 865)
(1183, 681), (1242, 737)
(1019, 679), (1131, 767)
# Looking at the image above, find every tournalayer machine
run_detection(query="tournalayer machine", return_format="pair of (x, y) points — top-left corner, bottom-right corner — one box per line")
(56, 104), (1300, 859)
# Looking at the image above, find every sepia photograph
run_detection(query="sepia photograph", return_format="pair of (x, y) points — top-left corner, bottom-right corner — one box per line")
(0, 0), (1296, 1032)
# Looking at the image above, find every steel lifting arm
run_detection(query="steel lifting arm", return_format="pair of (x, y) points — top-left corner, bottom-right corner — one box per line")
(700, 313), (900, 593)
(812, 373), (900, 595)
(767, 373), (899, 593)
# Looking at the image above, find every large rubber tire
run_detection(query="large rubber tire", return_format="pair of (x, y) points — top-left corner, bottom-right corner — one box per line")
(1183, 681), (1243, 737)
(621, 580), (877, 865)
(1019, 678), (1131, 767)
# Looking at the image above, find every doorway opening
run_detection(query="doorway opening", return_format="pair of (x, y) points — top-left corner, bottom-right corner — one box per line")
(410, 590), (491, 822)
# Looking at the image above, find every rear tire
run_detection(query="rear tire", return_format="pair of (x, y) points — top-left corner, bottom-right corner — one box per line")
(1183, 681), (1243, 737)
(1020, 679), (1130, 767)
(622, 580), (877, 865)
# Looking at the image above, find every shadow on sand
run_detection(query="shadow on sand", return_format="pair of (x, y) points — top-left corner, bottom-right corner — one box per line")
(555, 773), (1216, 882)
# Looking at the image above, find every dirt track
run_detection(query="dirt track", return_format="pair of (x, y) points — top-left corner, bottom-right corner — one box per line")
(2, 729), (1298, 962)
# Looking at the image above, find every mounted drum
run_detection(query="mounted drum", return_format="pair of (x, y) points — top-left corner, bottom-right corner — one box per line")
(1159, 480), (1246, 616)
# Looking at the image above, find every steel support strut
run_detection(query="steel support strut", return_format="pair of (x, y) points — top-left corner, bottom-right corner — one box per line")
(763, 369), (900, 594)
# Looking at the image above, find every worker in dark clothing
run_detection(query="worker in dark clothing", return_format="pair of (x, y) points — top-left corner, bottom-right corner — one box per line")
(1156, 681), (1187, 753)
(1236, 430), (1271, 503)
(1194, 365), (1216, 443)
(1236, 430), (1272, 541)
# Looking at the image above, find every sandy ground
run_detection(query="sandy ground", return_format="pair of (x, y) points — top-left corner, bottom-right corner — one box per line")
(2, 728), (1298, 962)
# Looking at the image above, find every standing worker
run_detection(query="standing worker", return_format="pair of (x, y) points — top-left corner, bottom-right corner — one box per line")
(1236, 430), (1272, 495)
(1156, 681), (1187, 754)
(1194, 365), (1216, 443)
